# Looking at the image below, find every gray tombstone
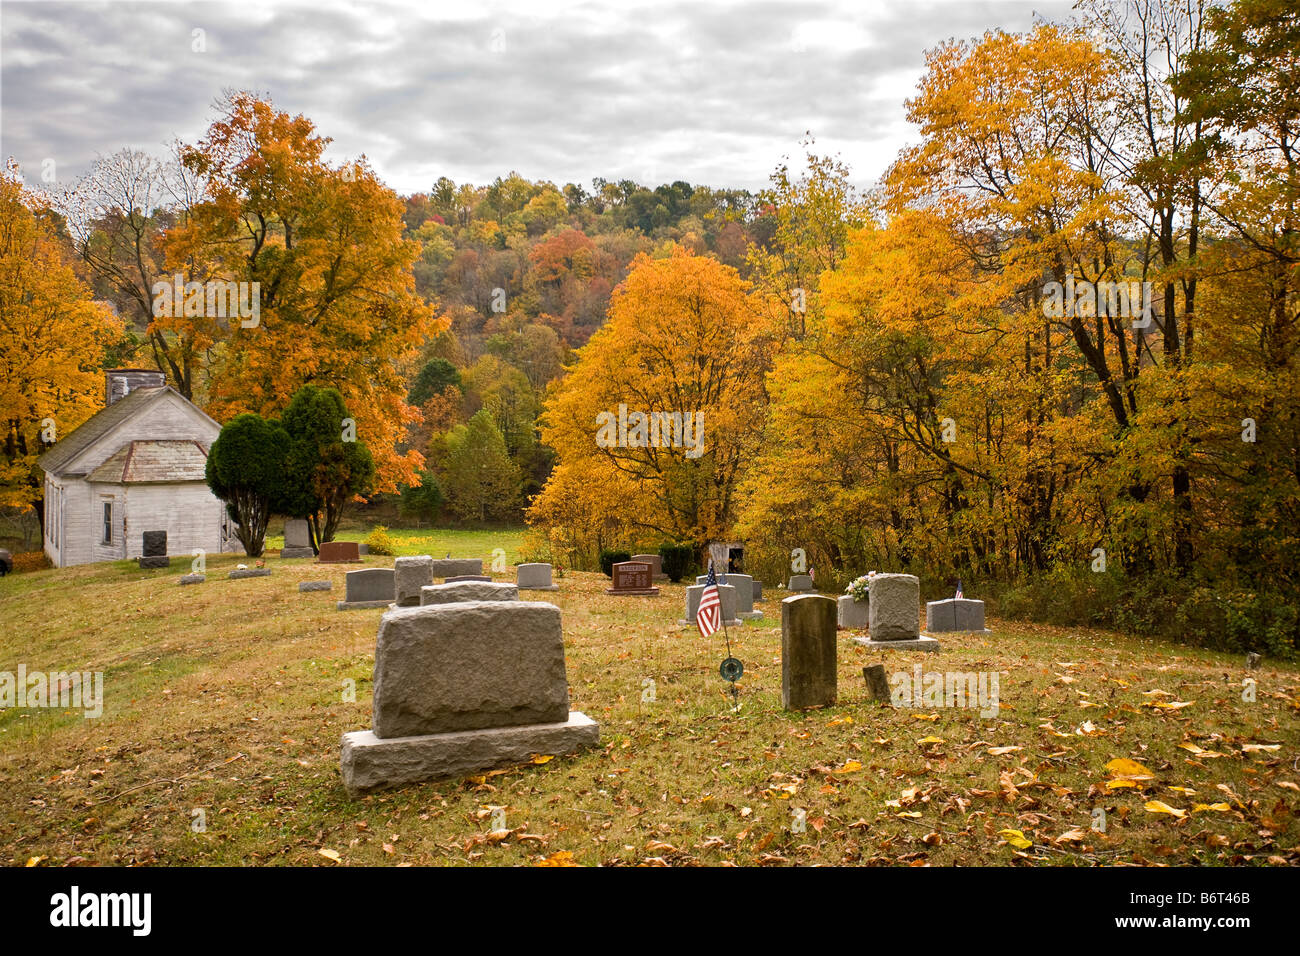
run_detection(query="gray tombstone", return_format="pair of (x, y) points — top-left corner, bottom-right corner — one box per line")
(394, 555), (435, 607)
(446, 574), (492, 583)
(299, 580), (332, 592)
(724, 573), (761, 620)
(838, 594), (870, 629)
(337, 567), (396, 610)
(868, 573), (921, 641)
(926, 598), (987, 633)
(340, 601), (599, 793)
(516, 563), (559, 591)
(679, 583), (740, 626)
(420, 581), (518, 604)
(429, 558), (484, 579)
(178, 574), (205, 585)
(281, 519), (314, 558)
(631, 554), (666, 580)
(787, 574), (814, 592)
(753, 580), (764, 602)
(781, 594), (838, 710)
(138, 530), (169, 568)
(228, 567), (271, 579)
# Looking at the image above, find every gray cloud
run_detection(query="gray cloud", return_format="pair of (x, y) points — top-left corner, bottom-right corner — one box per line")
(2, 0), (1077, 196)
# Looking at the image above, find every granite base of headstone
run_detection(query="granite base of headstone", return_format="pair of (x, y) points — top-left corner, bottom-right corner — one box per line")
(606, 561), (659, 596)
(280, 519), (315, 559)
(925, 598), (989, 634)
(299, 580), (332, 592)
(445, 574), (492, 583)
(630, 554), (668, 581)
(781, 594), (837, 710)
(516, 563), (559, 591)
(395, 555), (434, 607)
(420, 581), (518, 604)
(678, 583), (741, 627)
(179, 574), (205, 585)
(429, 558), (484, 579)
(138, 530), (170, 568)
(337, 567), (396, 610)
(339, 601), (599, 794)
(318, 541), (362, 563)
(837, 594), (870, 629)
(853, 635), (941, 652)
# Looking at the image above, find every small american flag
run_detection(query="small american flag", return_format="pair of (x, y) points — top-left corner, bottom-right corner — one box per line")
(697, 562), (722, 639)
(955, 578), (963, 599)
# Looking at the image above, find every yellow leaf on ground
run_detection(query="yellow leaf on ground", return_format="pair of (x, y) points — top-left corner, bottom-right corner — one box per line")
(1106, 779), (1139, 789)
(536, 851), (578, 867)
(999, 828), (1033, 849)
(531, 754), (555, 764)
(25, 856), (46, 867)
(318, 848), (341, 863)
(1106, 758), (1155, 780)
(835, 760), (863, 774)
(1241, 744), (1281, 753)
(987, 746), (1022, 756)
(1143, 801), (1187, 819)
(1191, 803), (1231, 813)
(917, 736), (945, 746)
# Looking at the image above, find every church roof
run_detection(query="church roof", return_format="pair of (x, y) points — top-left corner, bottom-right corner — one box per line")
(86, 440), (210, 484)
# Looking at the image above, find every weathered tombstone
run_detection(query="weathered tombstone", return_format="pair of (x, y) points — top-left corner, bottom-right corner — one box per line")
(299, 580), (332, 592)
(788, 573), (814, 593)
(838, 594), (869, 629)
(138, 531), (170, 569)
(781, 594), (837, 710)
(318, 540), (361, 563)
(679, 583), (740, 627)
(228, 567), (271, 579)
(605, 561), (659, 596)
(516, 563), (559, 591)
(340, 601), (600, 793)
(178, 574), (205, 585)
(724, 573), (761, 620)
(631, 554), (666, 580)
(753, 580), (764, 602)
(853, 573), (939, 652)
(281, 519), (314, 559)
(421, 581), (518, 604)
(337, 567), (396, 610)
(394, 555), (434, 607)
(445, 574), (492, 583)
(925, 598), (988, 633)
(863, 664), (891, 702)
(429, 558), (483, 579)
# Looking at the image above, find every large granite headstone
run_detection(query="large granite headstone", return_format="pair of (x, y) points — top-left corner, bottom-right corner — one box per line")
(781, 594), (837, 710)
(340, 601), (599, 793)
(337, 567), (396, 610)
(421, 581), (518, 604)
(281, 519), (314, 559)
(606, 561), (659, 596)
(138, 530), (169, 569)
(318, 541), (361, 563)
(516, 563), (559, 591)
(395, 555), (434, 607)
(724, 573), (761, 620)
(679, 583), (740, 627)
(788, 574), (814, 593)
(854, 572), (939, 652)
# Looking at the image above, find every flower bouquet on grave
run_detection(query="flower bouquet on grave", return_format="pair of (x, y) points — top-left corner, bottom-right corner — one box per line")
(846, 571), (876, 603)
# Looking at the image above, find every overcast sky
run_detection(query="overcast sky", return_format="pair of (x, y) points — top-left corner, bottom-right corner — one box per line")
(2, 0), (1078, 197)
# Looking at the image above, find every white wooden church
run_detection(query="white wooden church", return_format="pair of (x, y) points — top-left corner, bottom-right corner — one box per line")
(39, 370), (241, 567)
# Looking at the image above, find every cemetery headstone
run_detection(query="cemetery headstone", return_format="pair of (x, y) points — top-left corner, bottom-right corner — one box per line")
(679, 583), (741, 627)
(138, 530), (170, 569)
(337, 567), (396, 610)
(925, 597), (988, 633)
(228, 567), (271, 579)
(178, 574), (204, 585)
(395, 555), (435, 607)
(516, 563), (559, 591)
(781, 594), (837, 710)
(445, 574), (492, 583)
(753, 580), (764, 602)
(420, 581), (518, 604)
(340, 601), (599, 793)
(299, 580), (332, 592)
(788, 573), (814, 593)
(853, 572), (939, 652)
(318, 540), (361, 563)
(429, 558), (484, 579)
(723, 573), (761, 620)
(605, 561), (659, 596)
(838, 594), (870, 629)
(281, 519), (314, 559)
(631, 554), (667, 580)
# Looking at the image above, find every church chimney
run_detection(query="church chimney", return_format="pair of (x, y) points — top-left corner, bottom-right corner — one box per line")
(105, 369), (167, 405)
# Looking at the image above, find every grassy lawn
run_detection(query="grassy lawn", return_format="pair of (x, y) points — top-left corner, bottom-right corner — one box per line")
(1, 531), (1296, 867)
(264, 525), (528, 560)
